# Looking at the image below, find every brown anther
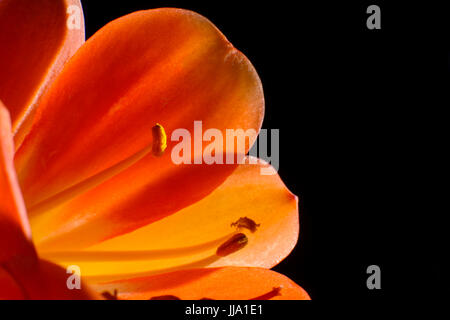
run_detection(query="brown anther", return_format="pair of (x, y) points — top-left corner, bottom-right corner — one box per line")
(231, 217), (261, 233)
(250, 286), (283, 300)
(101, 289), (119, 300)
(216, 233), (248, 257)
(149, 295), (181, 300)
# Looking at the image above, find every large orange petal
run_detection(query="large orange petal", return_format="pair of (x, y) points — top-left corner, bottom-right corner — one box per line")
(0, 0), (85, 145)
(0, 101), (38, 299)
(0, 102), (35, 264)
(92, 267), (310, 300)
(15, 8), (264, 211)
(1, 103), (95, 300)
(37, 157), (299, 281)
(33, 160), (239, 250)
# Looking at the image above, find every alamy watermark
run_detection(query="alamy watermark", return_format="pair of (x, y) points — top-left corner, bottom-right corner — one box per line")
(168, 121), (279, 175)
(366, 265), (381, 290)
(66, 5), (82, 30)
(66, 265), (81, 290)
(366, 5), (381, 30)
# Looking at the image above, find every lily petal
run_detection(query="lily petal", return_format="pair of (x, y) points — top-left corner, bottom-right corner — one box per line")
(0, 0), (85, 145)
(1, 103), (96, 300)
(92, 267), (310, 300)
(32, 160), (239, 250)
(15, 8), (263, 213)
(0, 265), (25, 299)
(0, 102), (35, 264)
(37, 157), (299, 280)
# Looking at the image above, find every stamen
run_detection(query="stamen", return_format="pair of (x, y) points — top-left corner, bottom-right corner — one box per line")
(40, 233), (235, 262)
(28, 124), (166, 217)
(149, 295), (180, 300)
(85, 233), (248, 283)
(151, 123), (167, 157)
(101, 289), (118, 300)
(147, 287), (283, 301)
(231, 217), (260, 233)
(76, 234), (248, 283)
(86, 255), (222, 282)
(249, 286), (283, 300)
(216, 233), (248, 257)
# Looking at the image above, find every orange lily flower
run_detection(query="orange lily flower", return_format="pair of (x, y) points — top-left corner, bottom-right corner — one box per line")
(0, 0), (310, 300)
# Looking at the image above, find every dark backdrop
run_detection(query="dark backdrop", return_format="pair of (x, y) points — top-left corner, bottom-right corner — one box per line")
(80, 0), (442, 301)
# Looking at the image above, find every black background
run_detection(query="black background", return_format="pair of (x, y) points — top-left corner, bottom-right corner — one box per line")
(79, 0), (443, 302)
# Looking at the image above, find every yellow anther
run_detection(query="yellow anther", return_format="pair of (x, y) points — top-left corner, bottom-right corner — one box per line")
(152, 123), (167, 157)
